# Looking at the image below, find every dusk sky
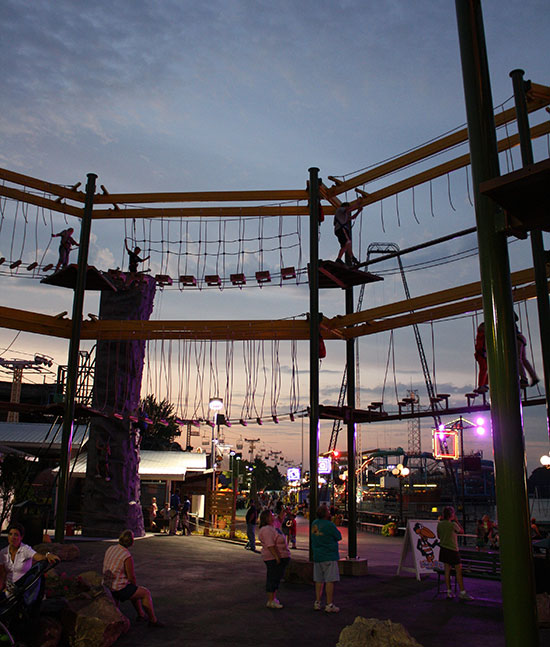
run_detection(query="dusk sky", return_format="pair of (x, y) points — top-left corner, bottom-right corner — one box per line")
(1, 1), (549, 475)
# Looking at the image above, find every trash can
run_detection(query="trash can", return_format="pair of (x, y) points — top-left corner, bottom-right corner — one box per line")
(65, 521), (75, 536)
(10, 500), (44, 547)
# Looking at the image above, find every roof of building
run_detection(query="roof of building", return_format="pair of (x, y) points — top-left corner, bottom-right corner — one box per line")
(65, 449), (207, 480)
(0, 421), (89, 449)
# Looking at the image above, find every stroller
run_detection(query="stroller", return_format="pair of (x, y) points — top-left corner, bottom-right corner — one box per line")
(0, 559), (57, 646)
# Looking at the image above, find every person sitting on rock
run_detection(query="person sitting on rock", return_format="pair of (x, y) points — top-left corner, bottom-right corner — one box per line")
(102, 529), (164, 627)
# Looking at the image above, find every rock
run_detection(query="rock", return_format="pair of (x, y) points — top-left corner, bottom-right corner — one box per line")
(34, 542), (80, 561)
(78, 570), (104, 590)
(37, 615), (63, 647)
(61, 589), (130, 647)
(337, 617), (423, 647)
(537, 592), (550, 627)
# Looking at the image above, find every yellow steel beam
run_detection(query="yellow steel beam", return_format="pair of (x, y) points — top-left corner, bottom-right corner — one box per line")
(0, 167), (86, 202)
(342, 282), (542, 339)
(0, 185), (83, 218)
(91, 204), (311, 220)
(353, 121), (550, 210)
(328, 86), (550, 197)
(330, 267), (539, 329)
(93, 189), (308, 205)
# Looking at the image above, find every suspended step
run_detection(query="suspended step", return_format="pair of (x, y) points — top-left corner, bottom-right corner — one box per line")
(179, 275), (197, 287)
(155, 274), (173, 287)
(41, 264), (118, 291)
(309, 260), (383, 290)
(230, 273), (246, 286)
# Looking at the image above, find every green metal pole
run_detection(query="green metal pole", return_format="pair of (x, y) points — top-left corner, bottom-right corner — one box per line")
(345, 285), (357, 558)
(510, 68), (550, 435)
(308, 167), (320, 561)
(455, 3), (538, 645)
(55, 173), (97, 543)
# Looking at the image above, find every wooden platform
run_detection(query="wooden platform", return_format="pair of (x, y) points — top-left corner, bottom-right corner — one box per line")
(319, 404), (388, 423)
(480, 158), (550, 236)
(309, 260), (384, 289)
(41, 264), (118, 291)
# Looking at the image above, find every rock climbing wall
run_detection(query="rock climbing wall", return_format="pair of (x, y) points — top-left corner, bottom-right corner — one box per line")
(82, 274), (156, 538)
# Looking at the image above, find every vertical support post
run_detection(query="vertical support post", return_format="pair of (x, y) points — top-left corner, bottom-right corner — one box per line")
(346, 284), (357, 559)
(510, 68), (550, 435)
(459, 417), (466, 532)
(455, 3), (538, 645)
(55, 172), (96, 543)
(308, 167), (320, 560)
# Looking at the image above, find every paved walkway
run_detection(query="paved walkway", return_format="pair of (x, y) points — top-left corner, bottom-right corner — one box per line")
(57, 519), (550, 647)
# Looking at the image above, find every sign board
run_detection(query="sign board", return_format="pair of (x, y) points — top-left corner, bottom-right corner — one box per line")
(287, 467), (301, 482)
(396, 519), (443, 581)
(318, 456), (332, 474)
(207, 491), (234, 516)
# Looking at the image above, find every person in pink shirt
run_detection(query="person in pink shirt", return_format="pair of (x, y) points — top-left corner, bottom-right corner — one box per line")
(258, 510), (291, 609)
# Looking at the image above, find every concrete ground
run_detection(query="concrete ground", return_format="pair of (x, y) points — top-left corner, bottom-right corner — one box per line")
(56, 517), (550, 647)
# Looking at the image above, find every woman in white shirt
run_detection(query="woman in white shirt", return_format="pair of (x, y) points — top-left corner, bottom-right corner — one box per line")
(0, 522), (59, 596)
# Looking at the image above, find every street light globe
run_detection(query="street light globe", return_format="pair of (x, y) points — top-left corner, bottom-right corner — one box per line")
(540, 454), (550, 467)
(401, 467), (410, 477)
(209, 397), (223, 411)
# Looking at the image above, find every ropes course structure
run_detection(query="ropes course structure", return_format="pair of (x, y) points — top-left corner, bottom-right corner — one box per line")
(0, 80), (549, 441)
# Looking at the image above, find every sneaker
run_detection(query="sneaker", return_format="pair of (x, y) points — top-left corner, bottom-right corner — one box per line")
(459, 591), (473, 601)
(325, 603), (340, 613)
(267, 599), (284, 609)
(530, 377), (540, 387)
(335, 258), (345, 265)
(314, 600), (322, 611)
(446, 591), (454, 599)
(520, 377), (528, 388)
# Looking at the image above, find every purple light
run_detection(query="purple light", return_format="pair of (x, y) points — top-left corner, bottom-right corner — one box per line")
(475, 417), (485, 426)
(475, 426), (485, 436)
(438, 424), (445, 432)
(438, 432), (446, 440)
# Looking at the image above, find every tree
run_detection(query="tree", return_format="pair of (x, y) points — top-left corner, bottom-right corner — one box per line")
(139, 394), (181, 450)
(0, 453), (30, 529)
(528, 466), (550, 498)
(249, 457), (285, 491)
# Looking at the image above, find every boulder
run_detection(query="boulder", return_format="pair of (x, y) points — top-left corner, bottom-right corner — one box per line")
(61, 589), (130, 647)
(37, 615), (63, 647)
(34, 542), (80, 561)
(337, 617), (423, 647)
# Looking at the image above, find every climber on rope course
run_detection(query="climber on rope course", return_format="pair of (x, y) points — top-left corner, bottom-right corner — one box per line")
(125, 239), (150, 274)
(52, 227), (79, 272)
(333, 201), (362, 266)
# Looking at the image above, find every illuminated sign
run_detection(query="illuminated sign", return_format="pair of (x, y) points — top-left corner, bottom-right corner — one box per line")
(318, 456), (332, 474)
(432, 429), (459, 460)
(287, 467), (301, 482)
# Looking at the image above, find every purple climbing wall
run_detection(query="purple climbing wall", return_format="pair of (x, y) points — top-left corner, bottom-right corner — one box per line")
(82, 274), (156, 538)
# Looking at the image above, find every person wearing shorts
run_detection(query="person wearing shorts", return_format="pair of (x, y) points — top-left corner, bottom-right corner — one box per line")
(102, 529), (164, 626)
(311, 504), (342, 613)
(437, 507), (473, 600)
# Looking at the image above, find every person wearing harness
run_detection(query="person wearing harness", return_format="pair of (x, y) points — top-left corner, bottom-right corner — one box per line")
(333, 202), (362, 266)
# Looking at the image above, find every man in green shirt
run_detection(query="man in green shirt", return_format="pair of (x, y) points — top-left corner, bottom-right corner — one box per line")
(311, 505), (342, 613)
(437, 506), (473, 600)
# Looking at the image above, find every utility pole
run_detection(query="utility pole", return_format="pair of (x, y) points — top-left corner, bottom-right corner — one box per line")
(0, 355), (54, 422)
(244, 438), (261, 463)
